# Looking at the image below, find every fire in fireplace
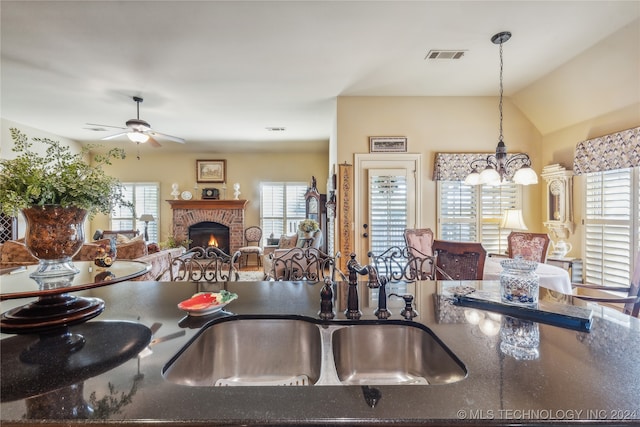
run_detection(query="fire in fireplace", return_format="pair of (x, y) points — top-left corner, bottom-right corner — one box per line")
(188, 222), (230, 254)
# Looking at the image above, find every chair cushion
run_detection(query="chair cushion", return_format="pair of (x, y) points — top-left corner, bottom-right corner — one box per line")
(0, 240), (36, 264)
(73, 238), (113, 261)
(115, 233), (144, 245)
(278, 234), (298, 249)
(404, 229), (434, 256)
(239, 246), (262, 254)
(116, 239), (148, 259)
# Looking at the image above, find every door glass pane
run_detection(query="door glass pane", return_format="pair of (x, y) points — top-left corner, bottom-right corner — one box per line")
(368, 170), (407, 255)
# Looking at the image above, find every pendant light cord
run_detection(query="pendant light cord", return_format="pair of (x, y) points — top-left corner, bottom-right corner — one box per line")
(498, 40), (504, 144)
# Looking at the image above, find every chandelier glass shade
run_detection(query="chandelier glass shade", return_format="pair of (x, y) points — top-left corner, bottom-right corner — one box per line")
(464, 31), (538, 187)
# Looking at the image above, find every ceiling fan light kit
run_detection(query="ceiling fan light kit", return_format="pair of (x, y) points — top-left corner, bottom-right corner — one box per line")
(90, 96), (185, 147)
(127, 131), (149, 143)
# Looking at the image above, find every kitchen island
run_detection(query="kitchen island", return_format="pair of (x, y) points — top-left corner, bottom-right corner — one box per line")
(1, 279), (639, 425)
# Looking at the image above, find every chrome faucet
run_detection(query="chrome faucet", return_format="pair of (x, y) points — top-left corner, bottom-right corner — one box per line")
(345, 253), (379, 320)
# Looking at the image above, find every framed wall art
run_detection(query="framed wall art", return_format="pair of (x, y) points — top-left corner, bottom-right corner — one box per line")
(196, 159), (226, 183)
(369, 136), (407, 153)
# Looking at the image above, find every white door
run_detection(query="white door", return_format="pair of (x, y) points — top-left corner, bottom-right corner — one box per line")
(355, 154), (421, 260)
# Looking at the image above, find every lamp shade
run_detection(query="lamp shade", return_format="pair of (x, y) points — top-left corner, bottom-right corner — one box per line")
(139, 214), (155, 222)
(500, 209), (527, 230)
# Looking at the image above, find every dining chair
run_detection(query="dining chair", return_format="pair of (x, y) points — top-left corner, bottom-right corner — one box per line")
(368, 246), (436, 282)
(507, 232), (551, 263)
(572, 251), (640, 318)
(403, 228), (434, 256)
(432, 240), (486, 280)
(238, 226), (263, 268)
(265, 247), (343, 281)
(159, 246), (240, 282)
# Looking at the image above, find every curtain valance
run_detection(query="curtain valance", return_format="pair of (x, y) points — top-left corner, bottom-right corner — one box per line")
(433, 152), (525, 181)
(573, 126), (639, 175)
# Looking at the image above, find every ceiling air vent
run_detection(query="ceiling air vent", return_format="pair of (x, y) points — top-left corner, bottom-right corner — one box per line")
(425, 50), (466, 60)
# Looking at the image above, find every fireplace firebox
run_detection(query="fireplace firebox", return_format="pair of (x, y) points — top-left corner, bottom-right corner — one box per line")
(188, 222), (230, 254)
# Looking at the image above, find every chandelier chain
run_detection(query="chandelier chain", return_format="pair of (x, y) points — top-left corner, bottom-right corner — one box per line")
(498, 40), (504, 143)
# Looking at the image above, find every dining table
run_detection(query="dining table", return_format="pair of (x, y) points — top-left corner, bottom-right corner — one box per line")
(483, 256), (573, 294)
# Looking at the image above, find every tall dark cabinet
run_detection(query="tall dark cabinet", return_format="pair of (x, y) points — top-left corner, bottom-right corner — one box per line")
(304, 177), (327, 253)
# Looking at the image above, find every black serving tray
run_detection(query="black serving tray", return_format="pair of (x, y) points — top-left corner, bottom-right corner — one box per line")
(452, 290), (593, 332)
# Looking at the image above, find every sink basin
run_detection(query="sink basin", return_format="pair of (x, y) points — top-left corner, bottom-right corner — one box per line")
(163, 316), (466, 386)
(163, 317), (323, 386)
(331, 323), (466, 385)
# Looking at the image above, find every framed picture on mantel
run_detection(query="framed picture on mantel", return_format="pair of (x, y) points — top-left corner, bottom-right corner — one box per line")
(196, 159), (226, 183)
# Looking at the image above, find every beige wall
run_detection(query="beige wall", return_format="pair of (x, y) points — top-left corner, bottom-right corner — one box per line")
(336, 96), (544, 238)
(96, 149), (329, 243)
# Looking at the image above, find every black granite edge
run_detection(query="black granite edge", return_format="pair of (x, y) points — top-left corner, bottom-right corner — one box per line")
(2, 280), (640, 426)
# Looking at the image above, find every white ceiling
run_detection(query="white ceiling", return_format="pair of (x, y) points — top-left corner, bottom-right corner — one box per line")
(1, 1), (639, 152)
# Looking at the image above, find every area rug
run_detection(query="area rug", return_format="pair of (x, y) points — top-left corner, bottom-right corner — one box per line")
(237, 270), (266, 281)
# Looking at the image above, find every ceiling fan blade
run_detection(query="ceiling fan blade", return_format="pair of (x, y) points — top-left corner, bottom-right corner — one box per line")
(102, 132), (128, 141)
(147, 136), (162, 148)
(148, 130), (185, 144)
(86, 123), (128, 130)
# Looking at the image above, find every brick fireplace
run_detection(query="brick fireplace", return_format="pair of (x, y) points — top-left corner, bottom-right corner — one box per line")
(168, 200), (248, 254)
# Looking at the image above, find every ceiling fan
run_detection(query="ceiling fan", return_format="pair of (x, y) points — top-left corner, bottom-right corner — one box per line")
(87, 96), (185, 147)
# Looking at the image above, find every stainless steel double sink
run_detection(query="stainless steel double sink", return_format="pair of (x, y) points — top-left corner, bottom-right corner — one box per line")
(162, 315), (467, 386)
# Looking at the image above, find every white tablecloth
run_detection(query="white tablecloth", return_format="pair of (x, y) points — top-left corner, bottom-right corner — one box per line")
(483, 257), (573, 294)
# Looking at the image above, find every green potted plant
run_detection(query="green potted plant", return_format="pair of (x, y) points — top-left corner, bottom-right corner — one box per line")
(0, 128), (130, 278)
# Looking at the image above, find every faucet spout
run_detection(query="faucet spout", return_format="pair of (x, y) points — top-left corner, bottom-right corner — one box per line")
(345, 253), (372, 319)
(374, 276), (392, 320)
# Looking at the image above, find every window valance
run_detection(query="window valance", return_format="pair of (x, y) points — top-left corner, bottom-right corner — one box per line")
(573, 126), (639, 175)
(433, 152), (525, 182)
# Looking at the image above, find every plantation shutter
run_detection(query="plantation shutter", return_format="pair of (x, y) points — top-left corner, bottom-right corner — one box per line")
(438, 181), (478, 242)
(584, 169), (634, 287)
(368, 171), (408, 255)
(110, 183), (159, 242)
(260, 182), (307, 239)
(481, 183), (518, 254)
(437, 181), (520, 250)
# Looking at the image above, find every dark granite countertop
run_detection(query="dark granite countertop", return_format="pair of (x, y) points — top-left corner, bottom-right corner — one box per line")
(1, 279), (639, 426)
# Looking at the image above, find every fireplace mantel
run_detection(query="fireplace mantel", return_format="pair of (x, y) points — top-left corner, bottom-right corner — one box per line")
(167, 199), (248, 210)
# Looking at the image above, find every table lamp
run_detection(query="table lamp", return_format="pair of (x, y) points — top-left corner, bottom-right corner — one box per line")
(139, 214), (155, 241)
(500, 209), (528, 231)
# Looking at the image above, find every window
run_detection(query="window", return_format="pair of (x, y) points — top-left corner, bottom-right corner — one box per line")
(110, 182), (160, 242)
(437, 181), (520, 254)
(260, 182), (307, 240)
(583, 167), (639, 287)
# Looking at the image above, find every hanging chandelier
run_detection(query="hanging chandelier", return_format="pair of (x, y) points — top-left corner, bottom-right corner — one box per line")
(464, 31), (538, 186)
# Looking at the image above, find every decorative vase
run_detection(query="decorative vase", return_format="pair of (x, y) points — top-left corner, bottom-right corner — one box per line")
(22, 205), (88, 280)
(499, 256), (539, 306)
(300, 230), (314, 239)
